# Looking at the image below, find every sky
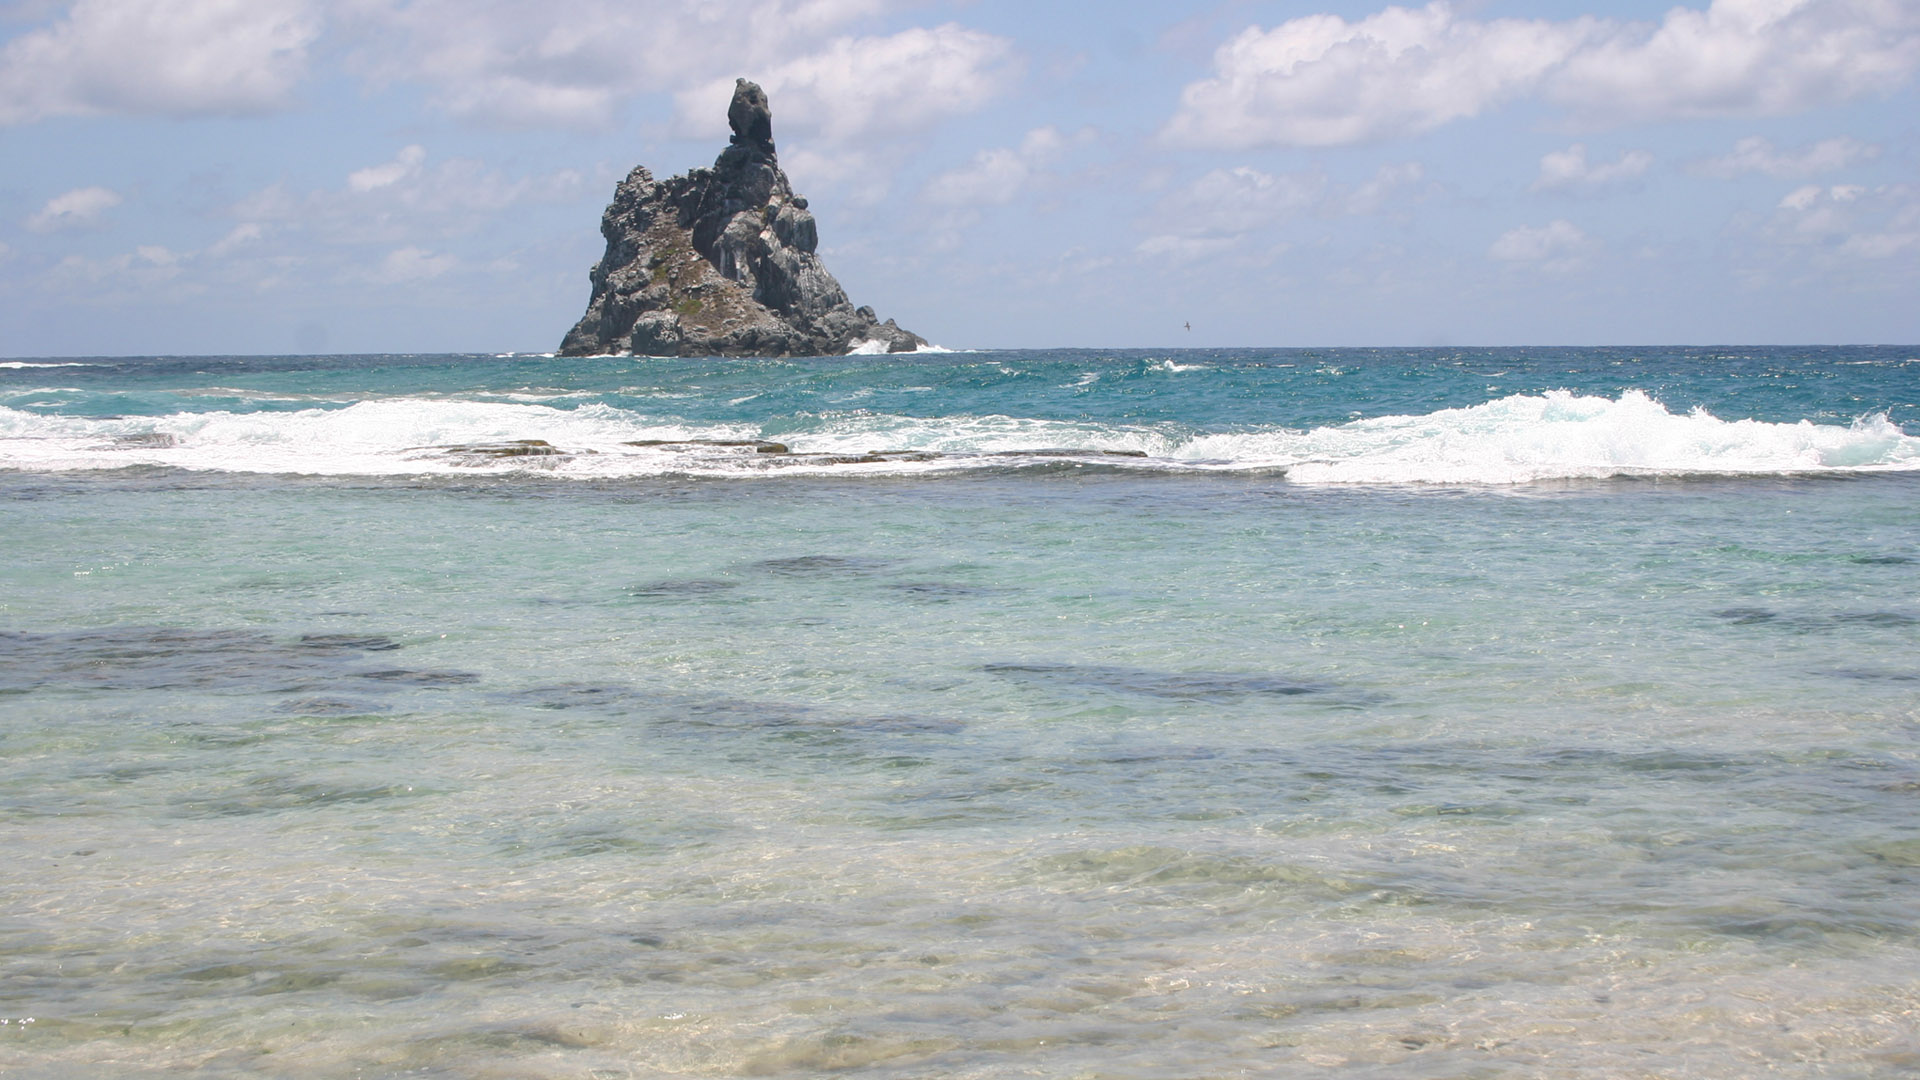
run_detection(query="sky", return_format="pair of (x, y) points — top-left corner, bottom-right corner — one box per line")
(1, 0), (1916, 354)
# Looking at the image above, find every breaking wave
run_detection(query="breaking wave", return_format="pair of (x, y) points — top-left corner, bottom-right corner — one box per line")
(1, 390), (1913, 483)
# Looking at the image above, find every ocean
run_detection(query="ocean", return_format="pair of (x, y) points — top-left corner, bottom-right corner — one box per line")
(2, 346), (1917, 1078)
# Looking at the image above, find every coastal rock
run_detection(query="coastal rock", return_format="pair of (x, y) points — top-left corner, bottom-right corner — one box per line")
(559, 79), (927, 358)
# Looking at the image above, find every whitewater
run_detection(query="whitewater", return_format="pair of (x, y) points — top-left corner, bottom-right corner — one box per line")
(2, 349), (1914, 483)
(3, 346), (1917, 1079)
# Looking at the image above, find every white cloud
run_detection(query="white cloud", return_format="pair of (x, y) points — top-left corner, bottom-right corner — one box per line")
(348, 144), (426, 192)
(1532, 144), (1654, 190)
(1489, 219), (1594, 271)
(25, 185), (120, 232)
(205, 223), (266, 258)
(922, 126), (1081, 206)
(1778, 182), (1864, 211)
(1779, 184), (1826, 211)
(339, 0), (1011, 136)
(1170, 167), (1324, 231)
(674, 23), (1018, 146)
(0, 0), (319, 124)
(1838, 230), (1917, 258)
(49, 243), (188, 288)
(1758, 182), (1918, 261)
(1136, 166), (1324, 262)
(1335, 161), (1425, 215)
(1134, 161), (1426, 259)
(924, 147), (1031, 206)
(1692, 134), (1881, 178)
(1165, 0), (1920, 149)
(340, 0), (729, 128)
(233, 146), (585, 245)
(369, 246), (458, 283)
(1136, 234), (1245, 263)
(1163, 3), (1592, 148)
(779, 146), (899, 205)
(1551, 0), (1920, 123)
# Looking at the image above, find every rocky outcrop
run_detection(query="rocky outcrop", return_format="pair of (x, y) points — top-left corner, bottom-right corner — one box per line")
(559, 79), (926, 358)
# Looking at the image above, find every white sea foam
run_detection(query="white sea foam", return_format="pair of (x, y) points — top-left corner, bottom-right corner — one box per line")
(1185, 389), (1920, 484)
(0, 361), (90, 369)
(847, 340), (954, 355)
(1, 390), (1913, 482)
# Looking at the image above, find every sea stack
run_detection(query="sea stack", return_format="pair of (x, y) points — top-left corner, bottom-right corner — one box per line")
(558, 79), (927, 357)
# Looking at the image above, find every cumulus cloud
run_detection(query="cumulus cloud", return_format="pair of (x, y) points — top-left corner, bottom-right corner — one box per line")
(924, 147), (1031, 206)
(232, 145), (585, 245)
(338, 0), (1013, 137)
(1135, 234), (1248, 263)
(205, 223), (266, 258)
(1135, 166), (1324, 262)
(1166, 167), (1325, 231)
(49, 243), (188, 290)
(1134, 161), (1427, 260)
(0, 0), (320, 124)
(1, 0), (1014, 142)
(1165, 0), (1920, 148)
(338, 0), (701, 128)
(1333, 162), (1426, 215)
(922, 127), (1084, 206)
(348, 145), (426, 192)
(674, 23), (1018, 145)
(1691, 134), (1881, 178)
(25, 185), (121, 232)
(1550, 0), (1920, 123)
(369, 246), (458, 283)
(1532, 144), (1654, 190)
(1489, 219), (1594, 271)
(1163, 4), (1592, 147)
(1751, 182), (1918, 263)
(15, 142), (583, 305)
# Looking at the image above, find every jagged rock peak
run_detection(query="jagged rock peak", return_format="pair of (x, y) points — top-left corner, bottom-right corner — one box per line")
(727, 78), (774, 155)
(558, 80), (926, 359)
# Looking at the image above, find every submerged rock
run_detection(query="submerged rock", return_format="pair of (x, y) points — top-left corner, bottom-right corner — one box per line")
(559, 79), (927, 358)
(422, 440), (566, 459)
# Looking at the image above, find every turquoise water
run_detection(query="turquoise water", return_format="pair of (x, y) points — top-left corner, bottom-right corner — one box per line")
(3, 349), (1918, 1077)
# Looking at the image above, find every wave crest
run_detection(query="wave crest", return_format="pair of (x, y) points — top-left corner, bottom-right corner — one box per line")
(1, 390), (1913, 482)
(1218, 390), (1917, 484)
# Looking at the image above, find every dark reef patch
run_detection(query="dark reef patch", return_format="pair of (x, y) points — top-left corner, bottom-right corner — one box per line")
(630, 578), (740, 598)
(886, 581), (1010, 602)
(299, 633), (402, 652)
(503, 682), (657, 711)
(1833, 611), (1919, 627)
(274, 696), (392, 716)
(1713, 607), (1920, 630)
(749, 555), (899, 577)
(355, 669), (481, 687)
(984, 662), (1327, 701)
(0, 626), (413, 693)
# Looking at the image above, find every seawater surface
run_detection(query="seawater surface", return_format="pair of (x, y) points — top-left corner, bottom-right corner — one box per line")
(2, 347), (1918, 1078)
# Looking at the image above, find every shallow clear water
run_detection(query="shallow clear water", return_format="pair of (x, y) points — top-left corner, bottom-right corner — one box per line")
(3, 349), (1918, 1077)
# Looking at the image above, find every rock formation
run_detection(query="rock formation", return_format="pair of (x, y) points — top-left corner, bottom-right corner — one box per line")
(559, 79), (926, 357)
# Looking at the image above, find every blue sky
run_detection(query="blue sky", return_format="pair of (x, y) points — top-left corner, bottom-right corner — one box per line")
(1, 0), (1915, 354)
